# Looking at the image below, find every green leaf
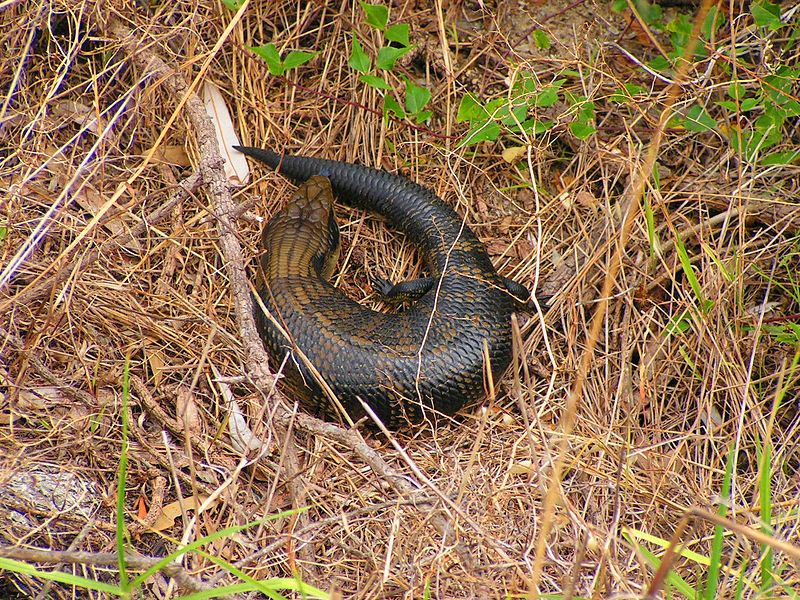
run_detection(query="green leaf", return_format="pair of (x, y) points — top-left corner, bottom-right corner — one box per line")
(0, 225), (7, 243)
(755, 112), (780, 134)
(762, 69), (800, 115)
(359, 74), (392, 89)
(248, 44), (284, 76)
(762, 324), (800, 344)
(404, 79), (431, 114)
(728, 128), (746, 154)
(684, 104), (717, 132)
(774, 66), (799, 87)
(562, 90), (580, 105)
(764, 67), (798, 96)
(360, 1), (388, 30)
(383, 94), (406, 119)
(283, 51), (318, 71)
(512, 102), (529, 124)
(385, 23), (410, 46)
(565, 92), (594, 122)
(569, 121), (596, 139)
(702, 5), (725, 39)
(741, 97), (760, 111)
(577, 100), (595, 122)
(667, 112), (686, 129)
(221, 0), (245, 10)
(760, 149), (800, 166)
(458, 120), (500, 147)
(775, 99), (800, 118)
(513, 71), (538, 96)
(727, 81), (746, 101)
(413, 110), (433, 123)
(532, 29), (551, 50)
(499, 101), (528, 126)
(667, 14), (691, 51)
(666, 311), (691, 335)
(751, 0), (783, 30)
(611, 0), (627, 12)
(377, 45), (413, 70)
(608, 94), (625, 105)
(456, 93), (489, 122)
(535, 85), (560, 107)
(633, 0), (662, 26)
(247, 45), (315, 76)
(521, 118), (553, 135)
(648, 55), (670, 71)
(624, 83), (647, 96)
(485, 97), (505, 114)
(349, 35), (371, 73)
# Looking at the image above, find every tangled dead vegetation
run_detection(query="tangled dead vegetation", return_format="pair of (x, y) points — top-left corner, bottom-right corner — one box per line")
(1, 0), (799, 598)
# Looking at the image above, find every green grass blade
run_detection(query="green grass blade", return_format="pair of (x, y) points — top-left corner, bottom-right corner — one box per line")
(644, 194), (657, 259)
(129, 507), (308, 588)
(703, 445), (735, 600)
(117, 358), (131, 590)
(191, 548), (330, 600)
(734, 558), (749, 600)
(622, 530), (697, 599)
(175, 582), (286, 600)
(0, 557), (124, 595)
(674, 233), (704, 307)
(756, 432), (773, 595)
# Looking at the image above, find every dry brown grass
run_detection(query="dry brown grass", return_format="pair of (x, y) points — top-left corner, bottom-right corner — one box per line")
(1, 0), (799, 598)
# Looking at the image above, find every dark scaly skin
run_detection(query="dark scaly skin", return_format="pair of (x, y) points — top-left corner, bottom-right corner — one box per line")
(236, 146), (531, 428)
